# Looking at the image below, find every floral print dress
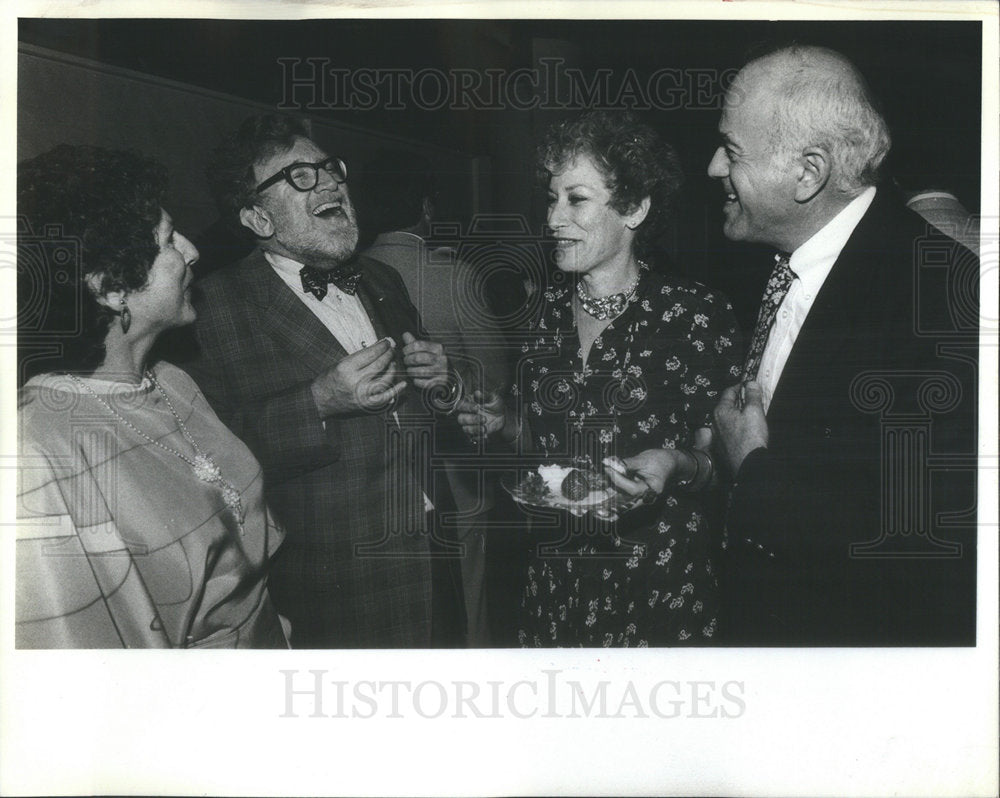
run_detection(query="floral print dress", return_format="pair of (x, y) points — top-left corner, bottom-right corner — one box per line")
(516, 267), (741, 647)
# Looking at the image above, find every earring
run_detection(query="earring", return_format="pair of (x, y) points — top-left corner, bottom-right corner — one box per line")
(119, 297), (132, 334)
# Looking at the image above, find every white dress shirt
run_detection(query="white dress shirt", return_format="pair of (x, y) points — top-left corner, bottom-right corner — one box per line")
(265, 251), (379, 354)
(758, 186), (877, 413)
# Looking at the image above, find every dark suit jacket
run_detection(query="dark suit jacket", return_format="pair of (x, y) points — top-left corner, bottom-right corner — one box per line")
(186, 250), (455, 648)
(721, 189), (978, 646)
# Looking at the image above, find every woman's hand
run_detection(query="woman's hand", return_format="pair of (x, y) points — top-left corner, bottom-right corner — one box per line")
(603, 427), (715, 499)
(603, 449), (683, 499)
(456, 390), (509, 441)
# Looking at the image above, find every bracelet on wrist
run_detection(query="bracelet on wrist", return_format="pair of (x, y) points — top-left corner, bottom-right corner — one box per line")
(676, 448), (714, 491)
(675, 449), (700, 489)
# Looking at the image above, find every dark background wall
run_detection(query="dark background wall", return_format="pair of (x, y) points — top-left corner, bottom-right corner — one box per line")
(18, 18), (983, 326)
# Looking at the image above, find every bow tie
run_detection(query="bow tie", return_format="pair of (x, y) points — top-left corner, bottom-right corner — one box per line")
(299, 263), (363, 300)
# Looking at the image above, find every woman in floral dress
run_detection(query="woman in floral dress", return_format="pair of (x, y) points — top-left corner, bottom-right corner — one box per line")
(459, 112), (741, 646)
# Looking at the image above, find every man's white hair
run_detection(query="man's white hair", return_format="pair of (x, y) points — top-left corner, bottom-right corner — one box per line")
(751, 46), (892, 195)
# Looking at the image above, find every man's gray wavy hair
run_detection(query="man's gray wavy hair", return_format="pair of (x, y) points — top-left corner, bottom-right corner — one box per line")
(756, 46), (891, 195)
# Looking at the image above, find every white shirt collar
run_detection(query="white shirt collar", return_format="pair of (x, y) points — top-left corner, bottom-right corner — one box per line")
(789, 186), (877, 295)
(262, 250), (308, 279)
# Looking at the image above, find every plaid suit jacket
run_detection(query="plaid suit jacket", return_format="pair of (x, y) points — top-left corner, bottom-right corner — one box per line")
(187, 250), (440, 647)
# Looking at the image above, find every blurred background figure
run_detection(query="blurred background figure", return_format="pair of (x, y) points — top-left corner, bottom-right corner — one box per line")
(901, 186), (981, 258)
(360, 150), (511, 646)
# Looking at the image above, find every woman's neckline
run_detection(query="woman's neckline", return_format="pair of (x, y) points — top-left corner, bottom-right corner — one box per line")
(26, 368), (158, 395)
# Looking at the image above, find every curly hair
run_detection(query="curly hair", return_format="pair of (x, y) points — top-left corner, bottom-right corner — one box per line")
(206, 114), (309, 237)
(17, 145), (167, 381)
(537, 111), (684, 254)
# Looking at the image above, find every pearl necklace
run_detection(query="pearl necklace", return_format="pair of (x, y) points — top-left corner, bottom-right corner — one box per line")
(69, 371), (245, 535)
(576, 261), (647, 321)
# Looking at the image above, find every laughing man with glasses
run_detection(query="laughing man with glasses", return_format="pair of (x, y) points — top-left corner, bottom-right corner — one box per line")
(183, 114), (467, 648)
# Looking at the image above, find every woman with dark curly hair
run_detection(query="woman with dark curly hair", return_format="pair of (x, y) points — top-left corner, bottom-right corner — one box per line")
(16, 145), (287, 648)
(459, 111), (742, 646)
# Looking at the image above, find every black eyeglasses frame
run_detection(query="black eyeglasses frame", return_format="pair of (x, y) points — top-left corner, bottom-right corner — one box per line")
(254, 156), (348, 194)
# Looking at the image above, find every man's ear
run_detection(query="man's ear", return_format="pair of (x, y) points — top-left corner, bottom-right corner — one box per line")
(625, 196), (652, 230)
(794, 146), (832, 202)
(239, 204), (275, 238)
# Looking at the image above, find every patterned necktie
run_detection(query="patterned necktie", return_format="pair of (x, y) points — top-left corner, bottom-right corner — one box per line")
(299, 263), (363, 300)
(742, 254), (796, 382)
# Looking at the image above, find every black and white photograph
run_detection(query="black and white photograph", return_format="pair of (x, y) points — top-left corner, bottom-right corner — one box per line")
(1, 3), (997, 796)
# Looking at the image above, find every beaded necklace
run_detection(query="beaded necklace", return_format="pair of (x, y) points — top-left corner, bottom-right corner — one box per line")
(575, 261), (647, 321)
(68, 371), (245, 535)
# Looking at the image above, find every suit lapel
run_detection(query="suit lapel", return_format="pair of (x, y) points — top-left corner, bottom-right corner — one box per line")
(243, 251), (349, 375)
(768, 196), (885, 414)
(356, 256), (420, 344)
(357, 280), (390, 342)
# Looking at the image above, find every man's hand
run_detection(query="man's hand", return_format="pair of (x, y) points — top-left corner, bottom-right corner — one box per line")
(401, 331), (449, 389)
(311, 337), (407, 417)
(714, 380), (769, 474)
(456, 390), (509, 441)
